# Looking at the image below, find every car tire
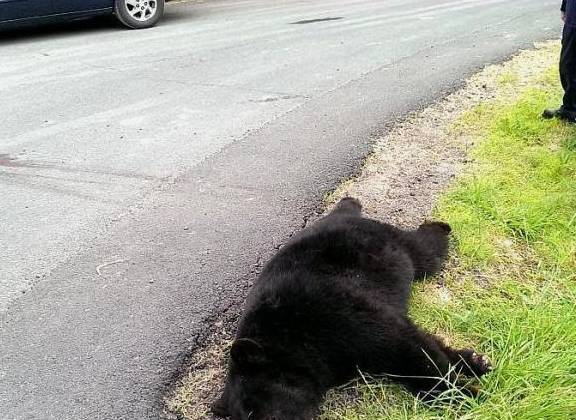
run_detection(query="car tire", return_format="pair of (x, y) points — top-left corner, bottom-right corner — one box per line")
(114, 0), (165, 29)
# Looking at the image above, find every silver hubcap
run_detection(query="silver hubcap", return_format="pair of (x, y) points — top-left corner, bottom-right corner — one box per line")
(125, 0), (157, 22)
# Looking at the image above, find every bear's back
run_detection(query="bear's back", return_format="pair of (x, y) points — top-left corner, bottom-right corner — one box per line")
(235, 215), (415, 382)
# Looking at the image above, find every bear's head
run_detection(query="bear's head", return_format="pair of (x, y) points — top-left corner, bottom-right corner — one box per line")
(212, 338), (320, 420)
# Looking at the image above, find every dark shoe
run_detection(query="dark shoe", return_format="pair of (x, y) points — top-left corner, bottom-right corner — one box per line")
(542, 108), (561, 119)
(542, 108), (576, 123)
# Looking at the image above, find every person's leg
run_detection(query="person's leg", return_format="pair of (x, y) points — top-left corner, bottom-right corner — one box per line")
(560, 25), (576, 117)
(561, 26), (570, 95)
(544, 25), (576, 121)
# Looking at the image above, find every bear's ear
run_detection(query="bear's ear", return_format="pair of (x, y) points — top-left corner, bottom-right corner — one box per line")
(230, 338), (267, 371)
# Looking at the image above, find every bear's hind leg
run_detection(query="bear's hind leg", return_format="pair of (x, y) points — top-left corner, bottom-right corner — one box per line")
(409, 222), (452, 280)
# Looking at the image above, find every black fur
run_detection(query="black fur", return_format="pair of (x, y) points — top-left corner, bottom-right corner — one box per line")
(213, 198), (491, 420)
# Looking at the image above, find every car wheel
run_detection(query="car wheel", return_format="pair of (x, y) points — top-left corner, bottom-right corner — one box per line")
(114, 0), (165, 29)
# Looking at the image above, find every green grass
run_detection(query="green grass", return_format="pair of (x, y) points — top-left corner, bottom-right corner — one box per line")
(321, 67), (576, 419)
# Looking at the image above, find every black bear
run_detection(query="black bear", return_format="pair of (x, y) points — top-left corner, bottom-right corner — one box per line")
(213, 197), (491, 420)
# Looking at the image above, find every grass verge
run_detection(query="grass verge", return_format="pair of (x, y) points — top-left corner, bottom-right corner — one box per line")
(321, 49), (576, 419)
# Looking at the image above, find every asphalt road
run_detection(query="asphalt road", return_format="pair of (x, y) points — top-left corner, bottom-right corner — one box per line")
(0, 0), (560, 418)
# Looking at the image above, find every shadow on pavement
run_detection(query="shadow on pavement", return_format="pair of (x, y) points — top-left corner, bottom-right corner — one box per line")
(0, 16), (120, 45)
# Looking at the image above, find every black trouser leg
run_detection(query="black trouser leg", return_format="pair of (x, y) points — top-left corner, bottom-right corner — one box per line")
(561, 25), (576, 114)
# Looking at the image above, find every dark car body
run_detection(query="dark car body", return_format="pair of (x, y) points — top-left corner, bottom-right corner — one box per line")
(0, 0), (160, 29)
(0, 0), (114, 29)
